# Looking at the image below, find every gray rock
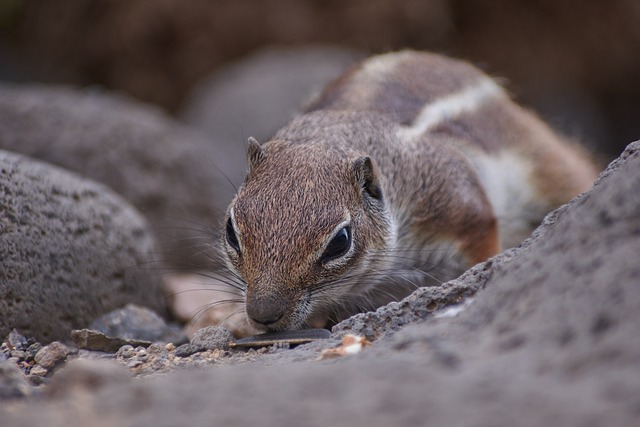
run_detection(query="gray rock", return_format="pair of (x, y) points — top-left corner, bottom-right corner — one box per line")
(115, 345), (135, 359)
(173, 343), (201, 358)
(1, 141), (638, 426)
(190, 326), (234, 351)
(4, 329), (29, 351)
(0, 85), (234, 271)
(0, 150), (164, 342)
(33, 342), (75, 370)
(1, 330), (42, 381)
(333, 261), (493, 340)
(71, 330), (151, 353)
(89, 304), (188, 345)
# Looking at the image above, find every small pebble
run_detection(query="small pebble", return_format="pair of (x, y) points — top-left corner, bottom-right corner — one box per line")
(34, 342), (75, 369)
(146, 343), (164, 355)
(89, 304), (188, 344)
(126, 360), (143, 369)
(10, 350), (26, 359)
(116, 345), (135, 359)
(25, 343), (43, 362)
(165, 343), (175, 352)
(6, 329), (28, 350)
(190, 326), (235, 351)
(271, 342), (290, 350)
(29, 365), (48, 377)
(174, 344), (202, 358)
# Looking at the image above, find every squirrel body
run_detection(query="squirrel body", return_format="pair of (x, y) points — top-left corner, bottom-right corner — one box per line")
(223, 51), (598, 331)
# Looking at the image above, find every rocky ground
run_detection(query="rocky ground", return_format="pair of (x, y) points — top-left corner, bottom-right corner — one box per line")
(0, 48), (639, 426)
(0, 140), (638, 426)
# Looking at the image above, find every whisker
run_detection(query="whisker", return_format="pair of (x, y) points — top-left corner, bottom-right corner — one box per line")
(218, 308), (247, 328)
(169, 287), (244, 298)
(187, 298), (244, 327)
(207, 158), (240, 194)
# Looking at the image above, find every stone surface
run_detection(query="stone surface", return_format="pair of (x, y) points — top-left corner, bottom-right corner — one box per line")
(0, 142), (638, 426)
(0, 150), (164, 342)
(71, 330), (151, 353)
(33, 342), (74, 370)
(189, 326), (235, 351)
(0, 84), (234, 271)
(89, 304), (187, 345)
(44, 359), (130, 399)
(333, 261), (494, 340)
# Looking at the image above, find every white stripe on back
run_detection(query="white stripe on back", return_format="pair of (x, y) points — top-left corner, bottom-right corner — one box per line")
(399, 78), (506, 140)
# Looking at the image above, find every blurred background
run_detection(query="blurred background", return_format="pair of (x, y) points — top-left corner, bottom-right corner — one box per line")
(0, 0), (638, 159)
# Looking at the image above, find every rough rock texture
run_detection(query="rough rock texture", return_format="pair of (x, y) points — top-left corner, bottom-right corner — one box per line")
(333, 261), (493, 340)
(33, 342), (74, 370)
(0, 150), (164, 342)
(172, 325), (236, 358)
(1, 140), (638, 424)
(189, 326), (235, 351)
(71, 330), (152, 354)
(0, 85), (235, 271)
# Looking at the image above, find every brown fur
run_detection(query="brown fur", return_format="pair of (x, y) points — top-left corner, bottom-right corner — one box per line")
(222, 50), (599, 331)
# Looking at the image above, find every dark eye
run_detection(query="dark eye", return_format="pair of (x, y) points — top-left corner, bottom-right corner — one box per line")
(320, 226), (352, 263)
(226, 217), (240, 253)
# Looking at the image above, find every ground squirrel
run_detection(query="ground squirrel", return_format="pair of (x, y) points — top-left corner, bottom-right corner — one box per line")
(221, 50), (598, 332)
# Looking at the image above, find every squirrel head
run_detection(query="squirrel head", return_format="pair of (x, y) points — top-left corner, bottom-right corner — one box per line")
(222, 136), (393, 331)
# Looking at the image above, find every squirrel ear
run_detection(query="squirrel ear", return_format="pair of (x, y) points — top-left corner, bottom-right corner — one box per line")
(352, 156), (383, 201)
(247, 137), (265, 171)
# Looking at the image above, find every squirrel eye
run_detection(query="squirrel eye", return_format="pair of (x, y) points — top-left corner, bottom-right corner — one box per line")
(226, 217), (240, 253)
(320, 226), (352, 263)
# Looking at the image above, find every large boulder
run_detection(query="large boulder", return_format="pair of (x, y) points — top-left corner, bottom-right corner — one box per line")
(0, 84), (234, 270)
(0, 150), (164, 342)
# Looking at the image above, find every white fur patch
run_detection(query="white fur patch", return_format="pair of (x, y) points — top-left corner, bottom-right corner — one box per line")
(471, 151), (537, 249)
(399, 78), (506, 140)
(434, 298), (475, 318)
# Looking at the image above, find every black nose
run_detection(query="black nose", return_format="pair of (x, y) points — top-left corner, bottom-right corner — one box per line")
(245, 293), (287, 327)
(250, 313), (284, 327)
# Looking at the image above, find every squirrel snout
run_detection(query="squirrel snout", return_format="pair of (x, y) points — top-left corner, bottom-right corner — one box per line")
(245, 292), (291, 328)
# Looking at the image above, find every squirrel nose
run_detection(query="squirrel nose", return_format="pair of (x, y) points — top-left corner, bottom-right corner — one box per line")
(245, 293), (288, 327)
